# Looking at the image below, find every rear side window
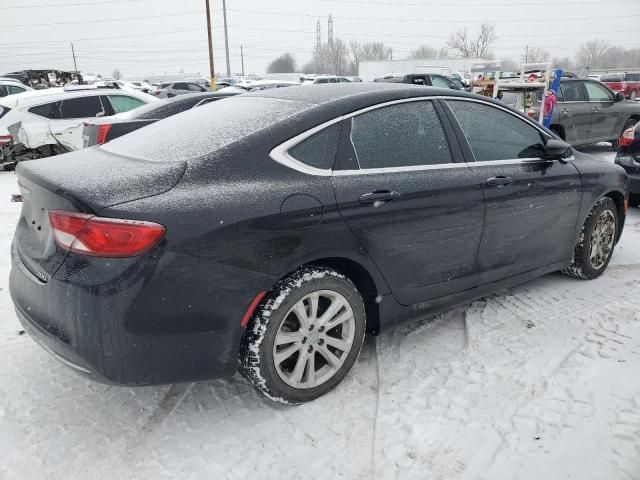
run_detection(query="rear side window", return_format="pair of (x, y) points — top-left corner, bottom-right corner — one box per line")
(447, 100), (545, 161)
(173, 82), (188, 90)
(60, 96), (106, 119)
(288, 123), (341, 170)
(560, 82), (587, 102)
(349, 101), (452, 169)
(108, 95), (145, 113)
(28, 101), (62, 119)
(7, 85), (26, 95)
(187, 83), (204, 92)
(102, 97), (312, 162)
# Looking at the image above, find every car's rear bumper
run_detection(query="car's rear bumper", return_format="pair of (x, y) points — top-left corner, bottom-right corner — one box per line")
(9, 241), (261, 386)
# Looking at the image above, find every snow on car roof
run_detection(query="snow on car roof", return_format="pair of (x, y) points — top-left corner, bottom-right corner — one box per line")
(0, 87), (155, 108)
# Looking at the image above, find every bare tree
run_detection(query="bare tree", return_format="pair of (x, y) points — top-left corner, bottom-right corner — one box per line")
(350, 41), (392, 73)
(111, 69), (122, 80)
(526, 47), (551, 63)
(447, 23), (497, 58)
(410, 44), (438, 59)
(267, 53), (297, 73)
(305, 39), (352, 75)
(551, 56), (574, 71)
(576, 39), (611, 69)
(499, 57), (519, 73)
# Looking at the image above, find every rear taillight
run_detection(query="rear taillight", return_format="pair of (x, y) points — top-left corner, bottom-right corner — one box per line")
(0, 134), (12, 145)
(48, 210), (165, 258)
(95, 124), (112, 145)
(526, 109), (536, 118)
(620, 126), (636, 148)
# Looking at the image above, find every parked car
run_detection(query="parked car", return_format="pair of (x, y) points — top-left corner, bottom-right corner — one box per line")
(0, 79), (33, 98)
(10, 84), (628, 404)
(374, 73), (462, 90)
(303, 76), (351, 84)
(0, 86), (157, 167)
(150, 81), (208, 98)
(601, 72), (640, 101)
(216, 80), (300, 94)
(529, 78), (640, 149)
(615, 121), (640, 205)
(79, 91), (237, 148)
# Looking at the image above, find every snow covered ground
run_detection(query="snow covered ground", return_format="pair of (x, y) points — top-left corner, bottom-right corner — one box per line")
(1, 145), (639, 480)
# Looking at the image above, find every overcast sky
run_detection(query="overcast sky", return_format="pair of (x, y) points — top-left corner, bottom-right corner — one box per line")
(1, 0), (639, 79)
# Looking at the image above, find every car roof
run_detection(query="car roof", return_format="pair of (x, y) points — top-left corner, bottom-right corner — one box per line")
(247, 82), (465, 107)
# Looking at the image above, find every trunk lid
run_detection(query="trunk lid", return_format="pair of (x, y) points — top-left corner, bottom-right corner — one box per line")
(15, 148), (186, 278)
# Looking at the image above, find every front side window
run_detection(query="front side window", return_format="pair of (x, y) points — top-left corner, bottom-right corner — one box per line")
(431, 75), (452, 89)
(585, 82), (613, 102)
(173, 82), (188, 90)
(187, 83), (204, 91)
(447, 100), (545, 161)
(59, 96), (106, 119)
(559, 82), (587, 102)
(288, 123), (341, 170)
(7, 85), (26, 95)
(108, 95), (145, 114)
(349, 101), (452, 169)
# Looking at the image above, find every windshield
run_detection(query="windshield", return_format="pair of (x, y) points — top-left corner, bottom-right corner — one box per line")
(601, 74), (623, 82)
(102, 96), (311, 162)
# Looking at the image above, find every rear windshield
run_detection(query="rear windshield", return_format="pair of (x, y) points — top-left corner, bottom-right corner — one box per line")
(601, 74), (623, 82)
(101, 96), (311, 162)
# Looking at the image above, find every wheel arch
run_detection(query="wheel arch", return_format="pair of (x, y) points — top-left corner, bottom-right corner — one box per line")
(603, 189), (626, 241)
(305, 257), (382, 334)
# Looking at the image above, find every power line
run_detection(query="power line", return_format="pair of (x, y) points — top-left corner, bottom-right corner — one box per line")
(4, 0), (146, 9)
(320, 0), (636, 6)
(0, 10), (202, 28)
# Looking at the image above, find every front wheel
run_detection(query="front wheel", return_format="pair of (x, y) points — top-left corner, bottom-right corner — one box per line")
(563, 197), (618, 280)
(240, 267), (366, 404)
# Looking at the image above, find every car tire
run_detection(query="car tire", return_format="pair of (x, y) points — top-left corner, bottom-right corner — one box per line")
(240, 267), (366, 405)
(612, 118), (638, 150)
(562, 197), (618, 280)
(630, 90), (637, 101)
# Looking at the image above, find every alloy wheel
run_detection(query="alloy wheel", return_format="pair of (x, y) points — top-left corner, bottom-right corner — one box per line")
(272, 290), (356, 389)
(589, 210), (616, 270)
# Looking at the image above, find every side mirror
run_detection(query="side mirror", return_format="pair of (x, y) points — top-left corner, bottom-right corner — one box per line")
(543, 138), (572, 160)
(615, 92), (625, 102)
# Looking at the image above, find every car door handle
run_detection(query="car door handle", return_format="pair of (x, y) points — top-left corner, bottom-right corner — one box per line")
(359, 190), (401, 204)
(486, 176), (513, 187)
(560, 108), (569, 114)
(592, 107), (600, 112)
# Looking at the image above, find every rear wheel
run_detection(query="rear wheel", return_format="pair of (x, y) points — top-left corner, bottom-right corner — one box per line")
(630, 90), (637, 101)
(240, 267), (366, 404)
(562, 197), (618, 280)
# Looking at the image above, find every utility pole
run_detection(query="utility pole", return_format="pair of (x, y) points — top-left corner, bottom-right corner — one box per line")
(328, 15), (333, 46)
(525, 45), (529, 63)
(70, 42), (78, 74)
(316, 19), (321, 53)
(222, 0), (231, 77)
(241, 45), (245, 77)
(205, 0), (216, 90)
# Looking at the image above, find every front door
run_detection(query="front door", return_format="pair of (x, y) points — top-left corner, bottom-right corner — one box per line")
(443, 98), (582, 283)
(332, 99), (486, 305)
(557, 81), (591, 143)
(584, 80), (620, 141)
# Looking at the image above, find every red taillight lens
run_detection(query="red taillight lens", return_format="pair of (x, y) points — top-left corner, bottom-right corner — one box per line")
(526, 109), (536, 118)
(0, 134), (12, 145)
(95, 124), (112, 145)
(48, 210), (165, 257)
(620, 126), (636, 148)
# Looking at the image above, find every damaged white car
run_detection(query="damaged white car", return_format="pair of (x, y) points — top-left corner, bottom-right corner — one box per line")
(0, 86), (157, 169)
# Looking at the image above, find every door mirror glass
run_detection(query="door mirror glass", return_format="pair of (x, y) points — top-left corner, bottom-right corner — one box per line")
(543, 139), (571, 160)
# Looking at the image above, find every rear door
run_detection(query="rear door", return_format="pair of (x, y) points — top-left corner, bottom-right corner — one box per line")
(51, 95), (112, 150)
(557, 80), (591, 143)
(442, 98), (582, 282)
(584, 80), (620, 141)
(332, 99), (486, 305)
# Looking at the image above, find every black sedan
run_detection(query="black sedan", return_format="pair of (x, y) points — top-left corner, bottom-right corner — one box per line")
(10, 84), (628, 404)
(82, 91), (237, 147)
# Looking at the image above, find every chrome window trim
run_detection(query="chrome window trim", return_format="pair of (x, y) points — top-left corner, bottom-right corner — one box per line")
(270, 95), (561, 177)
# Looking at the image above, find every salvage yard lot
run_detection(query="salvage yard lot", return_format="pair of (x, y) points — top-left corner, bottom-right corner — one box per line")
(1, 145), (639, 480)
